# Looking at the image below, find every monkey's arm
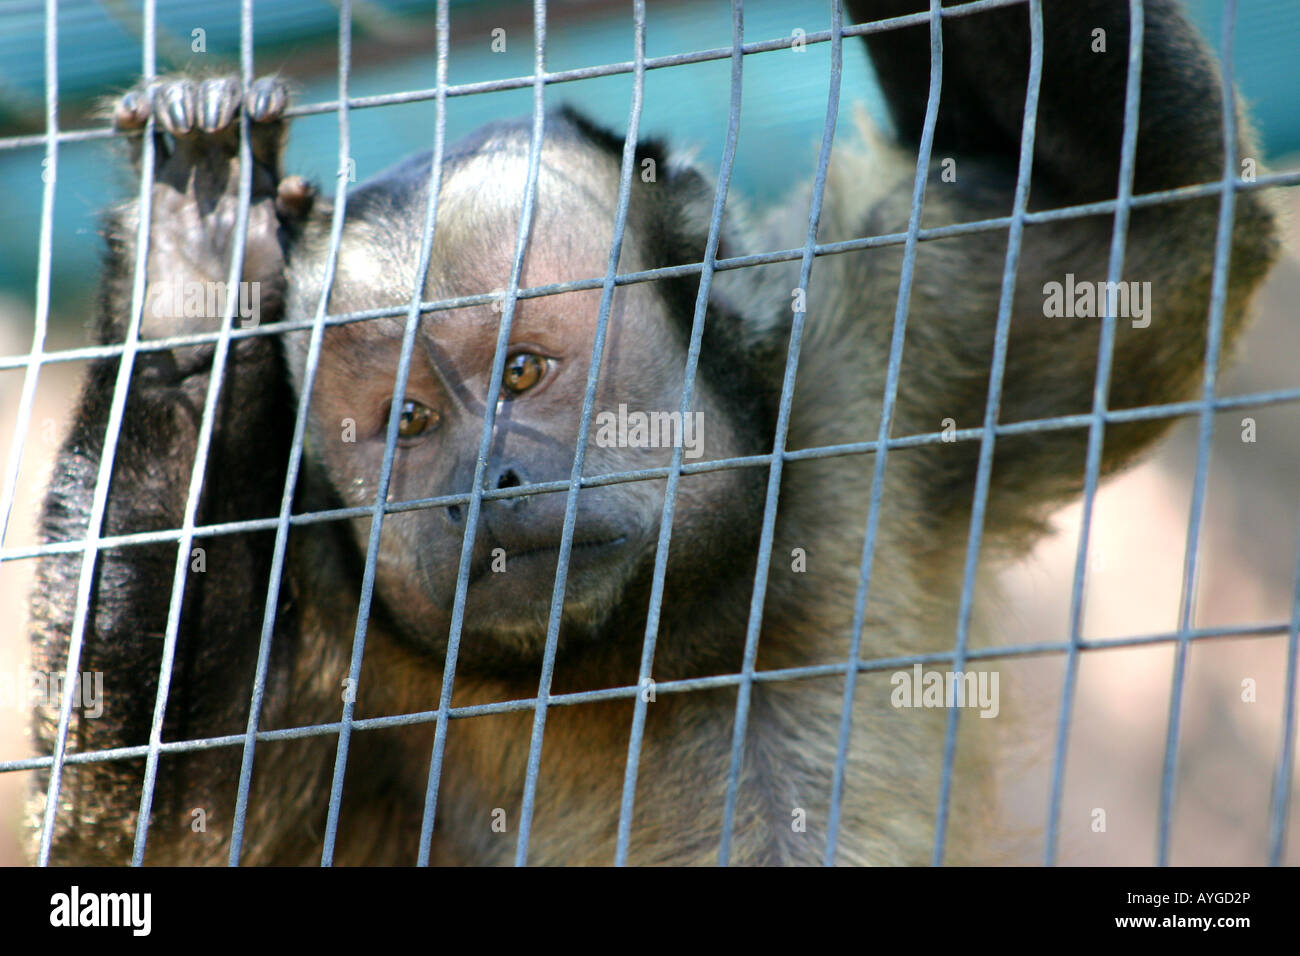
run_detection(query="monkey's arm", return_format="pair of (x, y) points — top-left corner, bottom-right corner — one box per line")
(853, 0), (1241, 202)
(29, 77), (300, 864)
(845, 0), (1279, 534)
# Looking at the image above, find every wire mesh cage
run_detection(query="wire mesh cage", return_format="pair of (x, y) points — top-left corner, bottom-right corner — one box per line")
(1, 0), (1298, 866)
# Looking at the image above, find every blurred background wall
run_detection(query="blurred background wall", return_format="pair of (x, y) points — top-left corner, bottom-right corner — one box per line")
(1, 0), (1297, 865)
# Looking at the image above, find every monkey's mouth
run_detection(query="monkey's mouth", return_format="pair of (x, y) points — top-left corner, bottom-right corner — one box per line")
(466, 535), (628, 586)
(508, 535), (628, 563)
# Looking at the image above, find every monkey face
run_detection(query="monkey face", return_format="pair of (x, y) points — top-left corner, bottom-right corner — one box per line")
(284, 128), (767, 665)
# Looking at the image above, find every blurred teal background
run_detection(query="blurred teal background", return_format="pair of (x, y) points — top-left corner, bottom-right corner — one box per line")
(0, 0), (1296, 322)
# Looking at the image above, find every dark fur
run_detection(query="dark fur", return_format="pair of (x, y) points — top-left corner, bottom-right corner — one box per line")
(30, 0), (1279, 865)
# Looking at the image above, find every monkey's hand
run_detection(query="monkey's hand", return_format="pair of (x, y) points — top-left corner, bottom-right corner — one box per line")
(111, 75), (313, 347)
(29, 76), (308, 865)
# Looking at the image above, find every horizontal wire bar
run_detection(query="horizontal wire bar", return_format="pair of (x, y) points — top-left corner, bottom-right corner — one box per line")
(0, 0), (1032, 155)
(5, 169), (1297, 374)
(3, 617), (1288, 776)
(6, 383), (1298, 565)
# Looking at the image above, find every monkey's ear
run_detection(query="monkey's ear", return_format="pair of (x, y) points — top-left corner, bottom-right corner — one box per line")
(552, 103), (671, 172)
(658, 160), (716, 232)
(551, 104), (767, 358)
(551, 103), (718, 260)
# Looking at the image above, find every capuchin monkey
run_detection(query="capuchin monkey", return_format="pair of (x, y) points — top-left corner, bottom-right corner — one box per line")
(29, 0), (1279, 865)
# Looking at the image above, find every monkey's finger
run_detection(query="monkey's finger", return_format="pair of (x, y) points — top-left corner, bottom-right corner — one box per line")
(246, 77), (290, 124)
(198, 77), (242, 133)
(154, 80), (198, 137)
(112, 88), (151, 131)
(244, 77), (291, 176)
(110, 82), (171, 172)
(276, 175), (316, 221)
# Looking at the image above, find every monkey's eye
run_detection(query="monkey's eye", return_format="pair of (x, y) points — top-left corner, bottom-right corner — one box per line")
(396, 399), (439, 439)
(501, 352), (548, 398)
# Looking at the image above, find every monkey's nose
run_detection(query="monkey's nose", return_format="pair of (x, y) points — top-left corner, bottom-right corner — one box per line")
(489, 465), (528, 509)
(440, 465), (528, 525)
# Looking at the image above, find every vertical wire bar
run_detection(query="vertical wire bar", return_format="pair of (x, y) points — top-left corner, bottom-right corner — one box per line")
(1157, 0), (1240, 867)
(0, 0), (59, 553)
(1043, 0), (1145, 866)
(408, 0), (454, 869)
(1269, 513), (1300, 865)
(931, 0), (1044, 866)
(513, 0), (647, 866)
(604, 8), (652, 858)
(317, 0), (456, 865)
(410, 1), (457, 868)
(608, 0), (746, 867)
(229, 0), (356, 865)
(715, 0), (844, 867)
(36, 0), (158, 867)
(407, 0), (550, 866)
(131, 0), (261, 865)
(822, 0), (944, 865)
